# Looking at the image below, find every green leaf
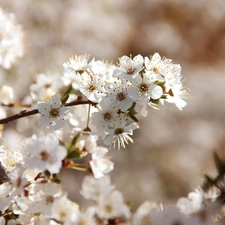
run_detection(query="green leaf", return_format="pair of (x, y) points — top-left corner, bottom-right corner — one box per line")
(63, 84), (73, 96)
(154, 81), (165, 86)
(67, 132), (82, 154)
(61, 94), (69, 105)
(67, 151), (81, 159)
(213, 152), (225, 176)
(129, 113), (138, 122)
(150, 98), (159, 104)
(125, 102), (138, 122)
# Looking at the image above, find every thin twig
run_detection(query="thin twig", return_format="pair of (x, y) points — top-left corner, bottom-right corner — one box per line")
(0, 109), (39, 124)
(64, 99), (94, 107)
(0, 100), (95, 125)
(1, 102), (32, 108)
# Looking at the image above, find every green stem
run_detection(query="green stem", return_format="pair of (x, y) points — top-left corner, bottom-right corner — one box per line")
(86, 104), (91, 128)
(72, 162), (88, 167)
(70, 166), (88, 172)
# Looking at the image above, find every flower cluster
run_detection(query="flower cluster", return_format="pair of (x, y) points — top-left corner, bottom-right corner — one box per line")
(1, 160), (224, 225)
(1, 5), (224, 225)
(63, 53), (189, 149)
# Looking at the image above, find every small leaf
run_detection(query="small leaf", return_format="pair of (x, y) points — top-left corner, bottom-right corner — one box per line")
(150, 98), (159, 104)
(154, 81), (165, 86)
(202, 174), (215, 191)
(67, 132), (82, 154)
(67, 151), (81, 159)
(18, 110), (27, 115)
(213, 152), (225, 176)
(129, 113), (138, 122)
(125, 102), (138, 122)
(63, 84), (73, 96)
(61, 94), (69, 105)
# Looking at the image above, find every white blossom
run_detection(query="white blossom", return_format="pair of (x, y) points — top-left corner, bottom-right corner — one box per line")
(91, 107), (119, 137)
(0, 144), (23, 172)
(89, 147), (114, 179)
(113, 54), (144, 80)
(145, 53), (176, 76)
(76, 207), (97, 225)
(30, 72), (62, 101)
(80, 175), (114, 200)
(97, 190), (130, 220)
(0, 85), (14, 104)
(61, 69), (81, 90)
(128, 73), (163, 105)
(51, 195), (79, 224)
(102, 79), (133, 111)
(89, 59), (116, 82)
(0, 8), (24, 69)
(177, 188), (204, 215)
(103, 115), (139, 149)
(165, 82), (189, 110)
(133, 201), (162, 225)
(37, 93), (73, 130)
(23, 134), (67, 174)
(63, 54), (91, 72)
(150, 205), (201, 225)
(25, 182), (60, 217)
(0, 182), (13, 212)
(79, 72), (105, 103)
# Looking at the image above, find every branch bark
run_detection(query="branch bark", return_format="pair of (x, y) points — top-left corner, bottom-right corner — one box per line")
(0, 100), (95, 125)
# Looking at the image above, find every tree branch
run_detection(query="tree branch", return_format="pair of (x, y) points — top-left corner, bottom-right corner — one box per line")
(0, 100), (96, 125)
(0, 109), (39, 124)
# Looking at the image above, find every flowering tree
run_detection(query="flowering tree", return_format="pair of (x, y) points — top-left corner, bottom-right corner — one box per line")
(0, 7), (224, 225)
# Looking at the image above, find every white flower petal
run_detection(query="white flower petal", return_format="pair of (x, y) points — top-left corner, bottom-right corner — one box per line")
(37, 103), (50, 114)
(51, 94), (61, 108)
(150, 85), (163, 99)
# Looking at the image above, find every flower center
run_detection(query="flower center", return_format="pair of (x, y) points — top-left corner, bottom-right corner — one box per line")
(116, 92), (126, 101)
(88, 84), (97, 92)
(60, 211), (67, 219)
(102, 111), (112, 121)
(39, 150), (50, 161)
(46, 195), (54, 204)
(114, 128), (124, 135)
(104, 204), (113, 213)
(138, 83), (149, 94)
(49, 108), (59, 117)
(126, 67), (136, 74)
(45, 83), (51, 88)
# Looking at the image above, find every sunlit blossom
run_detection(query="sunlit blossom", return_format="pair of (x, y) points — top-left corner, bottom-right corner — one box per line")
(37, 93), (73, 130)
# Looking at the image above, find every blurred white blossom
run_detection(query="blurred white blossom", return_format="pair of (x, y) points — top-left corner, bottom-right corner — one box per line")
(0, 7), (24, 69)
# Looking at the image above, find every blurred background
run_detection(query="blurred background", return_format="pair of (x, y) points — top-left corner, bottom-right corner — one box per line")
(1, 0), (225, 209)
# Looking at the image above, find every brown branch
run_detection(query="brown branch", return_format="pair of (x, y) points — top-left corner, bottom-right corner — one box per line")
(0, 100), (96, 125)
(1, 102), (32, 108)
(0, 109), (39, 124)
(64, 100), (95, 107)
